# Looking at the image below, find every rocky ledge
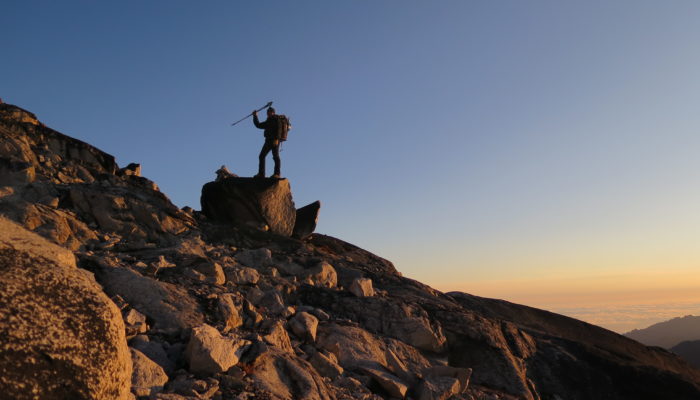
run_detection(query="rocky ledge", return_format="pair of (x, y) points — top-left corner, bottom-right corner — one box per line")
(1, 102), (700, 400)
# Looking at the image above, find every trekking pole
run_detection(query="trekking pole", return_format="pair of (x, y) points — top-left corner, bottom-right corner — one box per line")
(230, 101), (273, 126)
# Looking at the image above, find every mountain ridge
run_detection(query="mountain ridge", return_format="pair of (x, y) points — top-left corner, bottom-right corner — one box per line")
(624, 315), (700, 349)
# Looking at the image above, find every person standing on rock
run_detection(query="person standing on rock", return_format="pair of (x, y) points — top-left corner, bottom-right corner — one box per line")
(252, 107), (282, 179)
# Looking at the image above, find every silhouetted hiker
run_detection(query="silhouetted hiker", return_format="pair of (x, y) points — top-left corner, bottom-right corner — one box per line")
(253, 107), (282, 179)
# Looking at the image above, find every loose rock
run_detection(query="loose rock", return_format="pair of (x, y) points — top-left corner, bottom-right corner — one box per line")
(249, 347), (332, 400)
(185, 324), (250, 376)
(258, 290), (288, 315)
(423, 366), (472, 394)
(289, 312), (319, 342)
(193, 262), (226, 285)
(131, 347), (169, 397)
(218, 293), (244, 332)
(235, 248), (272, 269)
(303, 261), (337, 288)
(130, 335), (176, 374)
(262, 320), (294, 353)
(359, 366), (408, 399)
(226, 266), (260, 285)
(349, 277), (375, 297)
(415, 376), (461, 400)
(148, 255), (176, 275)
(124, 308), (149, 336)
(310, 351), (344, 379)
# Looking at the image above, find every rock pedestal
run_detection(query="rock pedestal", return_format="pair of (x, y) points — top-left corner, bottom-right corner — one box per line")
(201, 177), (296, 236)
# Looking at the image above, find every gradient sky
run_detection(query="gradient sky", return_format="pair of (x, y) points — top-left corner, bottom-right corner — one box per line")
(4, 1), (700, 332)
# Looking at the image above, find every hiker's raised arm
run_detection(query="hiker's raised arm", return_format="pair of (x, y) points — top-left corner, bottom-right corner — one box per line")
(253, 112), (265, 128)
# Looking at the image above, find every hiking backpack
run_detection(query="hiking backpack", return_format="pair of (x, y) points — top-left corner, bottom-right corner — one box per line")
(276, 115), (292, 141)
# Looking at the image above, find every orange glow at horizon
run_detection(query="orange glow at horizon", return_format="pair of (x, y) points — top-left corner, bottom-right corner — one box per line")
(435, 268), (700, 308)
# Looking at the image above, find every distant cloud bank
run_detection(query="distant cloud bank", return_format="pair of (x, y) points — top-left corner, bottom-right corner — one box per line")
(551, 302), (700, 333)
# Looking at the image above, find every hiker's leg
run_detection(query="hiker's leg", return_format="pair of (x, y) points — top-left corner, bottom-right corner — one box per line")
(271, 141), (281, 176)
(258, 141), (272, 176)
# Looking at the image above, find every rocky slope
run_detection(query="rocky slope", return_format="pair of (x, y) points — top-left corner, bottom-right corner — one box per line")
(2, 102), (700, 400)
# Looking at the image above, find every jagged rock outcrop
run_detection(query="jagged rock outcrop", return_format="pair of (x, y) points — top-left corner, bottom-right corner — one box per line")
(0, 104), (117, 184)
(3, 103), (700, 400)
(0, 216), (131, 399)
(294, 200), (321, 239)
(0, 103), (195, 250)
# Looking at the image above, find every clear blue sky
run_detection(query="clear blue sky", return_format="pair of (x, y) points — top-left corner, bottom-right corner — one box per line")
(4, 1), (700, 331)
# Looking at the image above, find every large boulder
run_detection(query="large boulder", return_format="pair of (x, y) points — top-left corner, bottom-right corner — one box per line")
(0, 216), (131, 399)
(200, 177), (296, 236)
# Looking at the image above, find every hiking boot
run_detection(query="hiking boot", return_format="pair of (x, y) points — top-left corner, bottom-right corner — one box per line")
(270, 174), (281, 179)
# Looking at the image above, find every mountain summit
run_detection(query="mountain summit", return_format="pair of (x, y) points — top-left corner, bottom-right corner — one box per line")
(1, 102), (700, 399)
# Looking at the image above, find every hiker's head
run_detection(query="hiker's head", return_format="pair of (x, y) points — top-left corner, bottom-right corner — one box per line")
(267, 107), (276, 117)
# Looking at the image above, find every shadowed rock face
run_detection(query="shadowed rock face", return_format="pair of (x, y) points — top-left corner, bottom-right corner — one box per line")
(201, 177), (296, 236)
(293, 200), (321, 239)
(3, 103), (700, 400)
